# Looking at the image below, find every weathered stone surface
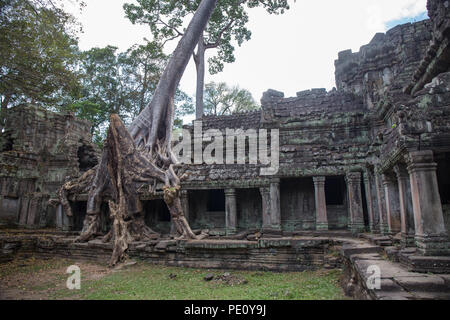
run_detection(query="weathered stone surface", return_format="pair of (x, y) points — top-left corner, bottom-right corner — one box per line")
(0, 105), (99, 228)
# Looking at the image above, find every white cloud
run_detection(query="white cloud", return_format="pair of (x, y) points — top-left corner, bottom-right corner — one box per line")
(66, 0), (428, 102)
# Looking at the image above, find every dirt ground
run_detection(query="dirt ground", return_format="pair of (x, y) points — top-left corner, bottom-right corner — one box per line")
(0, 257), (112, 300)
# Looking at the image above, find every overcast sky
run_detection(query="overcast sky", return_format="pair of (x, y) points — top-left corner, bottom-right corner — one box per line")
(65, 0), (427, 103)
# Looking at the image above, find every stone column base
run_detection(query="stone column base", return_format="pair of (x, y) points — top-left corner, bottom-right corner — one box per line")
(379, 223), (390, 235)
(316, 222), (329, 231)
(271, 224), (281, 231)
(415, 234), (450, 256)
(401, 233), (415, 248)
(349, 223), (365, 234)
(226, 228), (237, 236)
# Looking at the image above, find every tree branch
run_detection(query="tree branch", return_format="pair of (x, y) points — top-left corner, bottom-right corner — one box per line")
(205, 19), (235, 49)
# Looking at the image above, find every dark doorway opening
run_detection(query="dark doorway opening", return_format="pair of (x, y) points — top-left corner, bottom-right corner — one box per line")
(207, 189), (225, 212)
(325, 177), (345, 205)
(70, 201), (87, 231)
(143, 199), (171, 234)
(437, 153), (450, 204)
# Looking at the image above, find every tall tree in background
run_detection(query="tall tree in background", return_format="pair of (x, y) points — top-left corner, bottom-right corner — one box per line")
(204, 81), (259, 116)
(124, 0), (290, 120)
(65, 43), (194, 146)
(0, 0), (83, 130)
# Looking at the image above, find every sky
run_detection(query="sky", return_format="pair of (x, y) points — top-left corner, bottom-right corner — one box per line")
(63, 0), (428, 105)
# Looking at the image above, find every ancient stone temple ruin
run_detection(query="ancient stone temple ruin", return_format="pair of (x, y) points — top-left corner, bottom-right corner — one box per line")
(1, 0), (450, 300)
(0, 105), (99, 229)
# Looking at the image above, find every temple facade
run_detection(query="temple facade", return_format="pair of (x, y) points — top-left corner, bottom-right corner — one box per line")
(1, 0), (449, 261)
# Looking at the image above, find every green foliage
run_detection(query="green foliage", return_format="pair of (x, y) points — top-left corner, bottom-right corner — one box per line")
(124, 0), (291, 75)
(204, 82), (259, 116)
(0, 0), (82, 110)
(174, 90), (194, 128)
(65, 42), (194, 144)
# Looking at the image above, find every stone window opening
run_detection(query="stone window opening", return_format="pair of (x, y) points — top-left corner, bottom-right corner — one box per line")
(70, 201), (87, 231)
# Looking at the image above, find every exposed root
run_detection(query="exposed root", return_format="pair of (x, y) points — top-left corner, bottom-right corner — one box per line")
(55, 0), (218, 266)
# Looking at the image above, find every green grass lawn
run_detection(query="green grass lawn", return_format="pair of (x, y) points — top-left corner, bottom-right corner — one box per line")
(1, 258), (348, 300)
(54, 263), (347, 300)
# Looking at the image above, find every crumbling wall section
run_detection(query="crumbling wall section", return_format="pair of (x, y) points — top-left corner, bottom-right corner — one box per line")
(0, 105), (99, 228)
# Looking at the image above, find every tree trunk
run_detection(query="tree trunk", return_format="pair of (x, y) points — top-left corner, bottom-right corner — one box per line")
(58, 0), (218, 267)
(195, 35), (206, 119)
(0, 94), (11, 132)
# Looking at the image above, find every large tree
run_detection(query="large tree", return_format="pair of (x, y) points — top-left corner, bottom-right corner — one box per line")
(204, 81), (259, 116)
(0, 0), (82, 129)
(65, 42), (193, 146)
(124, 0), (290, 119)
(59, 0), (218, 267)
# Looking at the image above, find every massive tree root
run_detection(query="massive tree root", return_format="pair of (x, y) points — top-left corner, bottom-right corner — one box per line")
(57, 0), (219, 266)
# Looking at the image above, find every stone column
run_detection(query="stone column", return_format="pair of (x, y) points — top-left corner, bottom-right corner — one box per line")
(26, 196), (40, 226)
(18, 197), (30, 226)
(259, 187), (272, 229)
(382, 173), (401, 234)
(270, 181), (281, 230)
(375, 172), (389, 234)
(346, 172), (365, 233)
(407, 150), (449, 256)
(393, 164), (415, 247)
(363, 170), (376, 232)
(225, 188), (237, 235)
(313, 177), (328, 230)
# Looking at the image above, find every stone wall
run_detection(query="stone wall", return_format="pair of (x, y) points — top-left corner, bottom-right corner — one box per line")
(335, 20), (432, 108)
(0, 105), (99, 228)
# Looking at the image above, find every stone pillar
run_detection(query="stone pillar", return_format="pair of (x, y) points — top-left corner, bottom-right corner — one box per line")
(26, 196), (40, 226)
(346, 172), (365, 233)
(225, 188), (237, 235)
(382, 173), (402, 234)
(363, 170), (376, 232)
(313, 177), (328, 230)
(270, 181), (281, 230)
(407, 151), (449, 256)
(18, 197), (30, 226)
(375, 173), (389, 234)
(259, 187), (272, 229)
(393, 164), (415, 247)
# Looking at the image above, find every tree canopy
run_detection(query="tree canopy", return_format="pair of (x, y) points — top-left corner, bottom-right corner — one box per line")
(0, 0), (83, 118)
(124, 0), (290, 118)
(204, 81), (259, 116)
(64, 43), (194, 146)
